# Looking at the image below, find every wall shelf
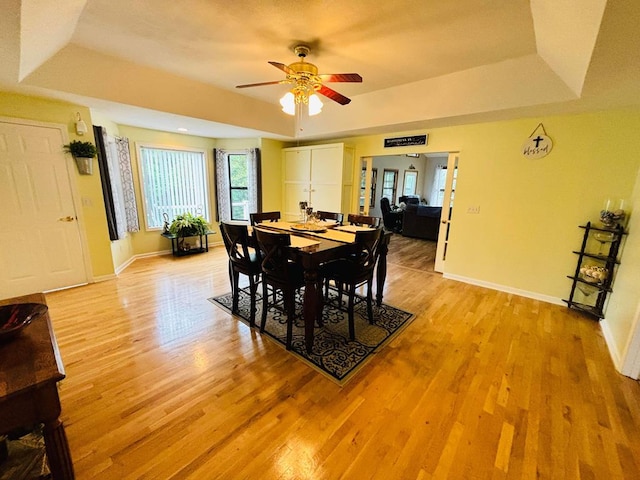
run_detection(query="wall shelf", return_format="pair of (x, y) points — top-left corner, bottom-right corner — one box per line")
(563, 222), (626, 319)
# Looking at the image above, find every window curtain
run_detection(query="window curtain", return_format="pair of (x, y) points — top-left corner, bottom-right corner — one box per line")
(94, 126), (139, 241)
(115, 137), (140, 232)
(214, 148), (261, 222)
(94, 125), (118, 241)
(429, 164), (447, 207)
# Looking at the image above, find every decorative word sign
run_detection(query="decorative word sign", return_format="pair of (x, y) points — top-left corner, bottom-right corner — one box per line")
(384, 134), (428, 148)
(522, 123), (553, 159)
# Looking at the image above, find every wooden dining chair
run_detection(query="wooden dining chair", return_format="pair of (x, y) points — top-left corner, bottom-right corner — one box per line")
(321, 227), (383, 341)
(249, 211), (281, 226)
(347, 213), (381, 228)
(316, 210), (344, 225)
(254, 228), (305, 349)
(219, 222), (262, 327)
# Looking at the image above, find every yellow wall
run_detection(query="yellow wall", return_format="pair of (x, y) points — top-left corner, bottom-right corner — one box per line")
(259, 138), (285, 211)
(307, 108), (640, 367)
(0, 92), (114, 278)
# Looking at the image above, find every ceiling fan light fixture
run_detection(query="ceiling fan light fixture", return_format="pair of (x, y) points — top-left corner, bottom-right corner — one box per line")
(280, 92), (296, 115)
(308, 93), (323, 116)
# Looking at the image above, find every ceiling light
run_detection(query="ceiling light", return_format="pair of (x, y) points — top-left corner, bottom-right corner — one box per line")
(279, 84), (323, 117)
(279, 92), (296, 115)
(177, 127), (188, 132)
(308, 94), (323, 116)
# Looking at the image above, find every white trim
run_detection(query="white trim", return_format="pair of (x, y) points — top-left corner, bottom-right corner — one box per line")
(0, 115), (94, 285)
(114, 256), (137, 275)
(443, 273), (564, 305)
(600, 318), (624, 371)
(90, 274), (117, 283)
(620, 303), (640, 379)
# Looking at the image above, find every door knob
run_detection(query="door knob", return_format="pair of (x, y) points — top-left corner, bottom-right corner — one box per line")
(58, 216), (75, 222)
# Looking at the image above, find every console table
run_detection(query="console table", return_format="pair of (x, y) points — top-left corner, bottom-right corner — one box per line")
(0, 293), (75, 479)
(161, 231), (215, 257)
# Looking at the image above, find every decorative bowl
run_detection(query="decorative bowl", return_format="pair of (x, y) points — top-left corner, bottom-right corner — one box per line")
(0, 303), (48, 341)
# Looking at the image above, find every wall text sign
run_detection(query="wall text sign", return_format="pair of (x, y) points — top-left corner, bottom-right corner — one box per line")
(384, 134), (428, 148)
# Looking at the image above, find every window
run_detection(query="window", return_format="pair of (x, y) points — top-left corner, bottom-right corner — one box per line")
(382, 169), (398, 203)
(228, 153), (249, 221)
(403, 170), (418, 196)
(214, 148), (261, 222)
(138, 145), (209, 230)
(360, 167), (377, 209)
(429, 165), (457, 206)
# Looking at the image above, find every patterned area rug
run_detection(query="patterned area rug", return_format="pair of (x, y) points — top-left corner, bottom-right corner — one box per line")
(0, 428), (50, 480)
(209, 289), (414, 384)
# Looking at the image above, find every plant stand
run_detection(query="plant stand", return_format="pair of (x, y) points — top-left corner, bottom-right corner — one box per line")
(162, 231), (214, 257)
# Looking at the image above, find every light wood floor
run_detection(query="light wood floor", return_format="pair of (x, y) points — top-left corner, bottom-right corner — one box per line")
(43, 236), (640, 479)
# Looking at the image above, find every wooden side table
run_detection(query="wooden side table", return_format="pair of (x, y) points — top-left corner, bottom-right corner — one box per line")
(0, 293), (74, 479)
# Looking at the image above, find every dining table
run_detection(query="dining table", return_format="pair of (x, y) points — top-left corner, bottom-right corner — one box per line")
(252, 221), (391, 353)
(0, 292), (75, 479)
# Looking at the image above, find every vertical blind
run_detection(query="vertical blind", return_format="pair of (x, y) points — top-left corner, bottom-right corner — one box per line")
(139, 146), (209, 229)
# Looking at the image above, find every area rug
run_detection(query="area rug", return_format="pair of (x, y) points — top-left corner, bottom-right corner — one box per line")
(0, 428), (49, 480)
(209, 289), (414, 384)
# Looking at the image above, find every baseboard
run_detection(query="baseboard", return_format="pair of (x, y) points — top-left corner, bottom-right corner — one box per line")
(115, 245), (223, 274)
(91, 274), (117, 283)
(114, 256), (136, 275)
(599, 318), (623, 371)
(442, 273), (564, 306)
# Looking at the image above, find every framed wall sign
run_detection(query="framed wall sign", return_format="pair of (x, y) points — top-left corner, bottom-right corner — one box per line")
(522, 123), (553, 159)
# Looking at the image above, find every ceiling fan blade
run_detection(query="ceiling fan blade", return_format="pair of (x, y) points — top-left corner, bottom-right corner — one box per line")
(268, 61), (296, 75)
(318, 73), (363, 83)
(236, 80), (284, 88)
(317, 85), (351, 105)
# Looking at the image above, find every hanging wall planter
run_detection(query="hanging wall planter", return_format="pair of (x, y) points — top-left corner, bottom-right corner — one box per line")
(74, 156), (94, 175)
(63, 140), (97, 175)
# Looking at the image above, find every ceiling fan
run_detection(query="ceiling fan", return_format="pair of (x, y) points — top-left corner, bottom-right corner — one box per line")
(236, 45), (362, 114)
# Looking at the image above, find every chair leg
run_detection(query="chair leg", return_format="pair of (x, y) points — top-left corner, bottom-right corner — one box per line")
(347, 284), (356, 341)
(366, 278), (374, 324)
(231, 269), (240, 313)
(248, 274), (257, 327)
(284, 289), (295, 350)
(260, 280), (269, 333)
(316, 278), (324, 327)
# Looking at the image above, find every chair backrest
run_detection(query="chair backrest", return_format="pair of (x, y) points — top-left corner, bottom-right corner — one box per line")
(353, 227), (383, 272)
(250, 211), (281, 226)
(220, 222), (255, 266)
(316, 210), (344, 225)
(254, 228), (293, 280)
(380, 197), (391, 215)
(347, 213), (382, 228)
(399, 195), (420, 205)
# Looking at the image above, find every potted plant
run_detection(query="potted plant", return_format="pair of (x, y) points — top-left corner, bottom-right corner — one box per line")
(169, 212), (210, 251)
(63, 140), (98, 175)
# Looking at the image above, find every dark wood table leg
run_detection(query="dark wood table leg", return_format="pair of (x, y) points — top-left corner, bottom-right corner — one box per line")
(376, 236), (390, 306)
(303, 269), (319, 353)
(38, 385), (75, 480)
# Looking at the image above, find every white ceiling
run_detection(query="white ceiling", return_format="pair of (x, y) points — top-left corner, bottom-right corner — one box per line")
(1, 0), (639, 140)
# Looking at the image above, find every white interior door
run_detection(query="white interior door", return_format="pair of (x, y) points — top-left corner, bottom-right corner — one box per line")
(0, 119), (88, 297)
(434, 152), (459, 273)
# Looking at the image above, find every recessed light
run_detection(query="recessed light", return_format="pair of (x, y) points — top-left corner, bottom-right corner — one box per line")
(177, 127), (188, 132)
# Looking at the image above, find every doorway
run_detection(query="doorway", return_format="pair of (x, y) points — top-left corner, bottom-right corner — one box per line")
(362, 151), (458, 274)
(0, 118), (89, 297)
